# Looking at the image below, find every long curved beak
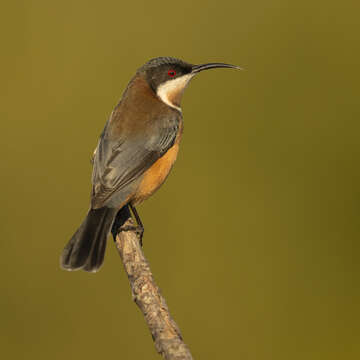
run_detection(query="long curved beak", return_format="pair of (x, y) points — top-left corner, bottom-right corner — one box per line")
(191, 62), (243, 74)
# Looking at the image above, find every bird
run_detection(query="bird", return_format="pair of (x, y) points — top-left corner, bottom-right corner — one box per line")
(61, 57), (241, 272)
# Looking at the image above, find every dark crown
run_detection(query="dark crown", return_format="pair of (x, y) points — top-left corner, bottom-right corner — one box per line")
(139, 57), (192, 72)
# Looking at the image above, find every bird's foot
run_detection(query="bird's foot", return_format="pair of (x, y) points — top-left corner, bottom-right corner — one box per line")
(120, 225), (144, 247)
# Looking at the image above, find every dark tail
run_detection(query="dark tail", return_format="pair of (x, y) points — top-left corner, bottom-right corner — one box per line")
(61, 207), (118, 272)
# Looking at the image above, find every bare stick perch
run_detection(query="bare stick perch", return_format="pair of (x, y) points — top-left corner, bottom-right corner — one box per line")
(114, 216), (193, 360)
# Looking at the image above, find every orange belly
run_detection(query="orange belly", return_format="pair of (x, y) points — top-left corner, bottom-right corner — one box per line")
(132, 143), (180, 204)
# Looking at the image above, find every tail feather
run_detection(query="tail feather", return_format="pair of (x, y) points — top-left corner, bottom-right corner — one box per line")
(83, 212), (111, 272)
(61, 207), (118, 272)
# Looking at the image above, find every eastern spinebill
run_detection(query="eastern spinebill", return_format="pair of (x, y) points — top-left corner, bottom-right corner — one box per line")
(61, 57), (241, 272)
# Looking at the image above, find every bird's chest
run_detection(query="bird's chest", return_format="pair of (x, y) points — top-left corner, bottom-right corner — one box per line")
(132, 122), (183, 204)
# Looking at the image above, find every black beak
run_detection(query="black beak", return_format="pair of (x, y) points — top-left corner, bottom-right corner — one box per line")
(191, 62), (242, 74)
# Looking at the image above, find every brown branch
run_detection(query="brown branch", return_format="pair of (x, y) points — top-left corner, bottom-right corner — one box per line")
(115, 217), (193, 360)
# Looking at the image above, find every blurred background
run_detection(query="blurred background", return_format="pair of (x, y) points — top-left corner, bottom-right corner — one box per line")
(1, 1), (359, 359)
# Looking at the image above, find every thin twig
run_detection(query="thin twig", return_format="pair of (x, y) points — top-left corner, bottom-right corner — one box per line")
(114, 217), (193, 360)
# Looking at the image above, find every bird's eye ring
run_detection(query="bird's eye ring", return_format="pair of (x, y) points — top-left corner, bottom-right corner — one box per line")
(168, 70), (176, 77)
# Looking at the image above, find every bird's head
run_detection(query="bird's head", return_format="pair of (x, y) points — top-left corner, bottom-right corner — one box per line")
(138, 57), (241, 111)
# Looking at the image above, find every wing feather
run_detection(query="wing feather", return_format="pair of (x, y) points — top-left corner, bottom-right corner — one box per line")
(91, 113), (180, 208)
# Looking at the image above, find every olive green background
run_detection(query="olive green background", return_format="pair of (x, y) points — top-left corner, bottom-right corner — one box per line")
(1, 1), (359, 359)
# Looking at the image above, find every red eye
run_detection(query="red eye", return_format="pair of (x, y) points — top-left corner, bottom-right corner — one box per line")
(168, 69), (176, 77)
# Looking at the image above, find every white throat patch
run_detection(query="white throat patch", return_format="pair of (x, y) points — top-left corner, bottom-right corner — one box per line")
(156, 74), (194, 112)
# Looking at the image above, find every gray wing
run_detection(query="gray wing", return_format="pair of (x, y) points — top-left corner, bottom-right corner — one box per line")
(91, 115), (180, 209)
